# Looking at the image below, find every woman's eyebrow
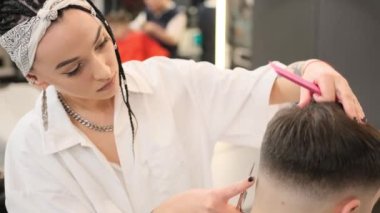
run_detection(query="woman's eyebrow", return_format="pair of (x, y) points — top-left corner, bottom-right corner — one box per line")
(55, 57), (79, 70)
(55, 25), (103, 70)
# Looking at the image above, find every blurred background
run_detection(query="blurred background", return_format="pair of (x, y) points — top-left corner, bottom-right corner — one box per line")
(1, 0), (379, 212)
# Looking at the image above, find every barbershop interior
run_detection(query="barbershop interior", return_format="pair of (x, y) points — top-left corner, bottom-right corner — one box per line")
(0, 0), (380, 212)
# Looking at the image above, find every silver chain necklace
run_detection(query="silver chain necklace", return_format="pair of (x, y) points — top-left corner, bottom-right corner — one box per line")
(57, 93), (114, 132)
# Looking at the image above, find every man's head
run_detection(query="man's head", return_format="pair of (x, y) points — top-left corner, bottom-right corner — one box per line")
(144, 0), (172, 13)
(106, 10), (132, 40)
(252, 103), (380, 213)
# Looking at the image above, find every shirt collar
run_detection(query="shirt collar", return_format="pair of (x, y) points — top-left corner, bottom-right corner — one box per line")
(37, 87), (84, 154)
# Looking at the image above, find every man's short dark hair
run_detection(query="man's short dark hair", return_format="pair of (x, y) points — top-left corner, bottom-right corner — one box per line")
(261, 102), (380, 197)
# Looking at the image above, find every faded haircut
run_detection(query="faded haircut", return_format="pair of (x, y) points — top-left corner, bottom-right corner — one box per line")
(260, 102), (380, 197)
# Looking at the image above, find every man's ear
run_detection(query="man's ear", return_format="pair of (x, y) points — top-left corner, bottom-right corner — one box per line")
(26, 72), (49, 89)
(341, 198), (360, 213)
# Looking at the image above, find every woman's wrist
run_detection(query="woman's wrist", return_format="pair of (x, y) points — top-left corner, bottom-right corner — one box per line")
(288, 59), (330, 77)
(301, 59), (324, 74)
(287, 61), (306, 76)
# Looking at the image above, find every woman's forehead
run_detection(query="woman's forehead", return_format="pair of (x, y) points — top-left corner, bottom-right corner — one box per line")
(34, 9), (101, 66)
(42, 9), (100, 45)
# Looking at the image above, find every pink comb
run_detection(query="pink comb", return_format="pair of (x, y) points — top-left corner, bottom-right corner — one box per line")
(269, 62), (321, 96)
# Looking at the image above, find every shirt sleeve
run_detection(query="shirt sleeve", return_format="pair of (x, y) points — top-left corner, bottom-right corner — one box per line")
(138, 57), (285, 148)
(179, 60), (284, 148)
(166, 12), (187, 44)
(129, 12), (147, 31)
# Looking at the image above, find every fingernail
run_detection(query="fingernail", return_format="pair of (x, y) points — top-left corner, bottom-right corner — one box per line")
(248, 176), (254, 182)
(361, 117), (367, 123)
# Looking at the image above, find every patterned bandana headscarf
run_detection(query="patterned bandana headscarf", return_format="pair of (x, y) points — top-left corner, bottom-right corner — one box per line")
(0, 0), (96, 76)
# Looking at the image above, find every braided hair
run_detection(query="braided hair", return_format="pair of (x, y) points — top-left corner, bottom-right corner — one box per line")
(0, 0), (137, 154)
(84, 0), (137, 155)
(0, 0), (46, 34)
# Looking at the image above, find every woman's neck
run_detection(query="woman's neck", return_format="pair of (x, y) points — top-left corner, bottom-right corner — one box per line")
(59, 93), (115, 114)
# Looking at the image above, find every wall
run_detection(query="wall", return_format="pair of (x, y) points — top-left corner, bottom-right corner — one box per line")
(252, 0), (380, 128)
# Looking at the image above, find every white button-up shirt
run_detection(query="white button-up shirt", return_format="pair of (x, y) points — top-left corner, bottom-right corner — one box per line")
(5, 57), (282, 212)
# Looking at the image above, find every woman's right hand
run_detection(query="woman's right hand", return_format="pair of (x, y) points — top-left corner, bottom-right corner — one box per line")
(153, 178), (255, 213)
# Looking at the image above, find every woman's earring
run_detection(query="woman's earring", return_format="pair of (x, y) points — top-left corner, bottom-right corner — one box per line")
(42, 90), (48, 131)
(28, 78), (36, 85)
(114, 43), (118, 50)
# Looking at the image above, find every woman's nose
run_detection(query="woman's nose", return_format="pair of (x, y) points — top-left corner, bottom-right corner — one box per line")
(92, 55), (113, 80)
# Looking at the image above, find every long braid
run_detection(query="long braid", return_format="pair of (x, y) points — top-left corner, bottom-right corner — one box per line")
(24, 0), (43, 11)
(0, 0), (38, 34)
(0, 0), (52, 35)
(85, 0), (137, 156)
(67, 4), (137, 156)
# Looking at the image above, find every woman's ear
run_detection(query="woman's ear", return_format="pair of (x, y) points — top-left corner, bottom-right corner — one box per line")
(26, 72), (49, 89)
(341, 199), (360, 213)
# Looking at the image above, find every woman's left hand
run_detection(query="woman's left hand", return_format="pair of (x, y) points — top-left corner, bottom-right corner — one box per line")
(298, 60), (365, 122)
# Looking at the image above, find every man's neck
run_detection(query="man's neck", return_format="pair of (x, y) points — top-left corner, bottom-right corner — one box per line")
(251, 197), (325, 213)
(251, 176), (332, 213)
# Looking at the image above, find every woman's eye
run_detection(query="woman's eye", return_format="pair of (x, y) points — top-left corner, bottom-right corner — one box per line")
(95, 37), (110, 50)
(66, 64), (82, 77)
